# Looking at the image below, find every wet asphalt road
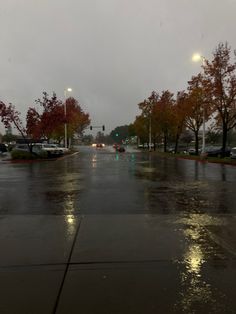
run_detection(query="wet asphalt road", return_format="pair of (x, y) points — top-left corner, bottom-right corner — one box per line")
(0, 146), (236, 313)
(1, 145), (236, 215)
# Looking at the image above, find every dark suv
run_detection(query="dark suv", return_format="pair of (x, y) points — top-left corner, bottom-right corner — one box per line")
(205, 146), (231, 157)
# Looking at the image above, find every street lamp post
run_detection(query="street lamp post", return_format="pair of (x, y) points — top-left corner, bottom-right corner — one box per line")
(147, 93), (156, 152)
(192, 53), (206, 155)
(149, 114), (152, 152)
(202, 106), (206, 155)
(64, 88), (72, 148)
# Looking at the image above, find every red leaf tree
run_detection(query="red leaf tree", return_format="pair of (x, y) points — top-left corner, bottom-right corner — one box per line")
(26, 92), (90, 144)
(0, 101), (27, 140)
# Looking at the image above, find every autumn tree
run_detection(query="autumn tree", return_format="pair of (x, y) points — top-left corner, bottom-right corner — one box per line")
(65, 97), (90, 140)
(32, 92), (65, 141)
(185, 74), (210, 155)
(138, 91), (160, 150)
(128, 123), (136, 137)
(203, 42), (236, 156)
(26, 92), (90, 144)
(133, 115), (149, 144)
(0, 101), (31, 147)
(26, 107), (42, 140)
(152, 90), (175, 152)
(172, 91), (189, 153)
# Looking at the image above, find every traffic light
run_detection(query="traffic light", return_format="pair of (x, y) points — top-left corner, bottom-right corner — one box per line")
(90, 126), (92, 130)
(116, 133), (119, 137)
(102, 125), (105, 131)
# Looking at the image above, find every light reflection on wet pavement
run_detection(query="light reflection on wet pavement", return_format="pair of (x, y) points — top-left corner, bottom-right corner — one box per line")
(0, 146), (236, 313)
(173, 213), (236, 313)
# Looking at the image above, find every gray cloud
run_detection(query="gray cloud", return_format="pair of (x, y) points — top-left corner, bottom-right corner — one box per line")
(1, 0), (236, 133)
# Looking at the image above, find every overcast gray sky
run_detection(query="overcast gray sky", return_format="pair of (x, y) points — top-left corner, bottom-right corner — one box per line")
(1, 0), (236, 134)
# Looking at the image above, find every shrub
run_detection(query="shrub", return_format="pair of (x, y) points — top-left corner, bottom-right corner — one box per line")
(11, 150), (38, 160)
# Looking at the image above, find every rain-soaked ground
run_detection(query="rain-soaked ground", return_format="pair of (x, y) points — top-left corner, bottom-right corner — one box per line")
(0, 146), (236, 313)
(1, 146), (235, 215)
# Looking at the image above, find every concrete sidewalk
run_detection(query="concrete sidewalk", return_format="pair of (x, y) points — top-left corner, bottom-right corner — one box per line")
(0, 214), (236, 313)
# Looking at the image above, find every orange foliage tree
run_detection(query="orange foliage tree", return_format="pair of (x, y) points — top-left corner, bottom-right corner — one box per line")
(185, 74), (211, 155)
(152, 90), (175, 152)
(136, 91), (160, 149)
(133, 115), (149, 144)
(203, 42), (236, 156)
(172, 91), (189, 153)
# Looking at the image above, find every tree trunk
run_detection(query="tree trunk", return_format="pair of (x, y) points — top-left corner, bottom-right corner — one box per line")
(137, 137), (140, 149)
(174, 133), (179, 154)
(164, 133), (167, 152)
(27, 143), (33, 153)
(153, 135), (156, 151)
(194, 131), (199, 155)
(222, 123), (228, 158)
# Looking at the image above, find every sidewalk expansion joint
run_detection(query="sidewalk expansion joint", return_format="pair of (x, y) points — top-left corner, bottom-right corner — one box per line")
(52, 216), (83, 314)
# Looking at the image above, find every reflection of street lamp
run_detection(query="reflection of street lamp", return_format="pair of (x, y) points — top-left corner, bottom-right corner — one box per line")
(192, 53), (206, 155)
(64, 88), (72, 148)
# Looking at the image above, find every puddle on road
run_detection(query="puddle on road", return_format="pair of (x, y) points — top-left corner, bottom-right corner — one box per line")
(44, 190), (81, 214)
(144, 181), (211, 214)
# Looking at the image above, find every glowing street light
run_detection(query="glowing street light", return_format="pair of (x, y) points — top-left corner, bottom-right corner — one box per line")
(64, 87), (72, 148)
(192, 53), (206, 156)
(192, 53), (202, 62)
(66, 87), (72, 93)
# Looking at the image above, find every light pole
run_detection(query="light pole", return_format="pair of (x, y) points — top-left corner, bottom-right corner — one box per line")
(64, 87), (72, 148)
(148, 93), (156, 152)
(149, 114), (152, 152)
(192, 53), (206, 155)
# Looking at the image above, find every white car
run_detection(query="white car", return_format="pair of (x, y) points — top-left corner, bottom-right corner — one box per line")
(230, 147), (236, 159)
(56, 145), (69, 153)
(33, 144), (64, 157)
(13, 143), (64, 158)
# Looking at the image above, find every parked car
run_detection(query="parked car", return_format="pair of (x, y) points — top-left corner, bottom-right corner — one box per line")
(116, 146), (125, 152)
(205, 146), (231, 157)
(33, 143), (64, 157)
(12, 143), (64, 158)
(230, 147), (236, 159)
(167, 146), (175, 153)
(55, 145), (69, 154)
(12, 144), (30, 153)
(188, 148), (202, 155)
(0, 143), (8, 154)
(138, 143), (154, 149)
